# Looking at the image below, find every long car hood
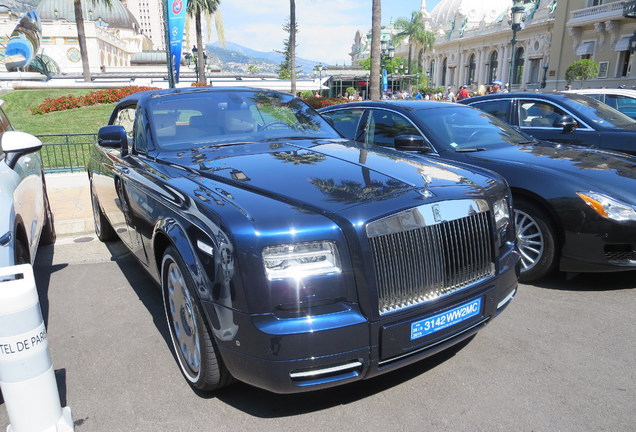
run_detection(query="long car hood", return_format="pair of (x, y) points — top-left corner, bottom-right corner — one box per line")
(156, 139), (496, 213)
(463, 141), (636, 201)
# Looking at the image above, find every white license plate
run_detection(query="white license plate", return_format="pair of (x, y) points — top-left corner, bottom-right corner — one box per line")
(410, 298), (482, 340)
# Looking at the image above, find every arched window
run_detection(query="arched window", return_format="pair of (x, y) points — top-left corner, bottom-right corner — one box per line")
(488, 51), (498, 83)
(513, 47), (525, 85)
(468, 54), (476, 84)
(442, 57), (448, 86)
(429, 59), (435, 83)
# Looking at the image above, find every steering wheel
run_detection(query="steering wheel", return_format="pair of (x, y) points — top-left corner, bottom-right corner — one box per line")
(467, 129), (486, 142)
(261, 121), (289, 130)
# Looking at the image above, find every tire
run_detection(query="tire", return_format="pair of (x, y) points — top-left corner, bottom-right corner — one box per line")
(15, 238), (29, 265)
(90, 179), (116, 242)
(514, 199), (557, 282)
(40, 191), (57, 245)
(161, 246), (231, 391)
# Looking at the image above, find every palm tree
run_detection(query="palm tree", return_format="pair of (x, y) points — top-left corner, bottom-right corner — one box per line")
(369, 0), (381, 100)
(74, 0), (112, 82)
(392, 11), (435, 74)
(188, 0), (222, 84)
(289, 0), (297, 95)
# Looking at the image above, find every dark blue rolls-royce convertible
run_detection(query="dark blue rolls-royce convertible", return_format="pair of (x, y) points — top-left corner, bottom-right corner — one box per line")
(88, 88), (519, 393)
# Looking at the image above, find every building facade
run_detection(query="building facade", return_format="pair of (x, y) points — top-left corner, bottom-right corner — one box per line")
(553, 0), (636, 89)
(351, 0), (636, 92)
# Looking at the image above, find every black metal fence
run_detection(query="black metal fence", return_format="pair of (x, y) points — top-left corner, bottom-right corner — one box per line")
(36, 133), (96, 173)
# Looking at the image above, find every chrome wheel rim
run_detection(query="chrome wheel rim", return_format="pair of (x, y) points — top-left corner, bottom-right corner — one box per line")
(515, 209), (544, 272)
(91, 193), (102, 236)
(166, 260), (201, 378)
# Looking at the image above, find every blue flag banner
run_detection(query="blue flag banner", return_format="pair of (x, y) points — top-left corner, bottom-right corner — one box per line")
(167, 0), (188, 84)
(382, 69), (388, 94)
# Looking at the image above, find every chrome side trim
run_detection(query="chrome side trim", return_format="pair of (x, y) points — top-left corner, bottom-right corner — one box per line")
(497, 288), (516, 309)
(290, 361), (363, 380)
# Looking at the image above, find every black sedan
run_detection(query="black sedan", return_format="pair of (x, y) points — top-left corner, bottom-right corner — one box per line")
(319, 100), (636, 282)
(458, 92), (636, 155)
(88, 88), (518, 394)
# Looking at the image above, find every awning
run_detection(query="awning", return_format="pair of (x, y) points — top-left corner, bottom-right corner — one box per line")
(615, 36), (631, 52)
(576, 41), (595, 56)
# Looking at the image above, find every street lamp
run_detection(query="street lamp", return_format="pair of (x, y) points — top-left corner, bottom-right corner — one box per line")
(380, 40), (395, 96)
(541, 63), (549, 89)
(630, 30), (636, 53)
(189, 46), (207, 81)
(314, 64), (324, 94)
(509, 1), (524, 90)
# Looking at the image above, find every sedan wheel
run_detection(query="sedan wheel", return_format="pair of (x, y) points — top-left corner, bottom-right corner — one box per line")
(161, 246), (231, 391)
(90, 179), (116, 242)
(514, 200), (557, 282)
(15, 239), (29, 265)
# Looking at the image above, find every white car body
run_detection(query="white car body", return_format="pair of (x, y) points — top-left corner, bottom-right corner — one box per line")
(0, 103), (55, 267)
(564, 88), (636, 119)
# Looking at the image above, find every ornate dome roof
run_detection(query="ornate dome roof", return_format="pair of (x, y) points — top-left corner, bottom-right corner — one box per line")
(36, 0), (140, 32)
(430, 0), (510, 29)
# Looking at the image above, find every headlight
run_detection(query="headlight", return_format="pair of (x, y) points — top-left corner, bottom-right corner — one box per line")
(493, 198), (510, 231)
(577, 192), (636, 222)
(262, 241), (341, 280)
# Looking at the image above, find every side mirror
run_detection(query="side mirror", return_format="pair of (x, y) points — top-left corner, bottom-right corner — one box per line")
(553, 115), (577, 134)
(395, 134), (429, 152)
(98, 125), (128, 154)
(2, 131), (43, 169)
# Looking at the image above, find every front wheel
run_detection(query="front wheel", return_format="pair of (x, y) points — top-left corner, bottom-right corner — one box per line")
(40, 190), (56, 245)
(161, 246), (231, 391)
(90, 178), (116, 242)
(15, 238), (29, 265)
(514, 199), (557, 282)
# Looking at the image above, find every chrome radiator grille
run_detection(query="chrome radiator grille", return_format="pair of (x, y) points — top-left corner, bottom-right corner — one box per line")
(367, 201), (495, 315)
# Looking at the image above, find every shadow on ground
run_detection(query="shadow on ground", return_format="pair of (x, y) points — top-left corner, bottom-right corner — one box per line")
(530, 270), (636, 291)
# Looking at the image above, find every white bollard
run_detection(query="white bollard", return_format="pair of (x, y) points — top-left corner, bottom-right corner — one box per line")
(0, 264), (73, 432)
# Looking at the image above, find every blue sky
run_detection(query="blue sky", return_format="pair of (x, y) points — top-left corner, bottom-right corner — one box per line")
(215, 0), (442, 65)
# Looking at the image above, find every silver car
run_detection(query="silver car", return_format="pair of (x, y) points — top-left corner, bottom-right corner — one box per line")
(0, 101), (55, 266)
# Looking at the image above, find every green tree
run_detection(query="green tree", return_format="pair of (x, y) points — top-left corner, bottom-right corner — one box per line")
(276, 18), (300, 80)
(74, 0), (112, 83)
(188, 0), (223, 84)
(392, 11), (435, 74)
(565, 59), (599, 88)
(247, 65), (261, 74)
(370, 0), (382, 100)
(360, 56), (405, 73)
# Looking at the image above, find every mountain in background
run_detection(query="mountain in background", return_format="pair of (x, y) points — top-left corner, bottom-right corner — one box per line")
(2, 1), (38, 13)
(207, 41), (324, 75)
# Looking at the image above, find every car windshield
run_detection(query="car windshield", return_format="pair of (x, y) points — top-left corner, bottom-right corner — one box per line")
(412, 106), (534, 151)
(148, 90), (341, 150)
(562, 93), (636, 128)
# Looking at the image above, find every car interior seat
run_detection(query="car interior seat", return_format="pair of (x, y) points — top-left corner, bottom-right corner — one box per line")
(153, 112), (178, 138)
(224, 109), (255, 134)
(530, 105), (557, 127)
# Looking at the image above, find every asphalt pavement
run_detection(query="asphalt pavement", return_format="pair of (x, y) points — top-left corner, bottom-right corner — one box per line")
(1, 173), (635, 431)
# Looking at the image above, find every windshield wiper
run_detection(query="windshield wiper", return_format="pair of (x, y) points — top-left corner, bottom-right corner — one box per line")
(455, 147), (486, 152)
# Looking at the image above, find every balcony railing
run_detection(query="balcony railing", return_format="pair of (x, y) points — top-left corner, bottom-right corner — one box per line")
(569, 1), (626, 26)
(625, 0), (636, 18)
